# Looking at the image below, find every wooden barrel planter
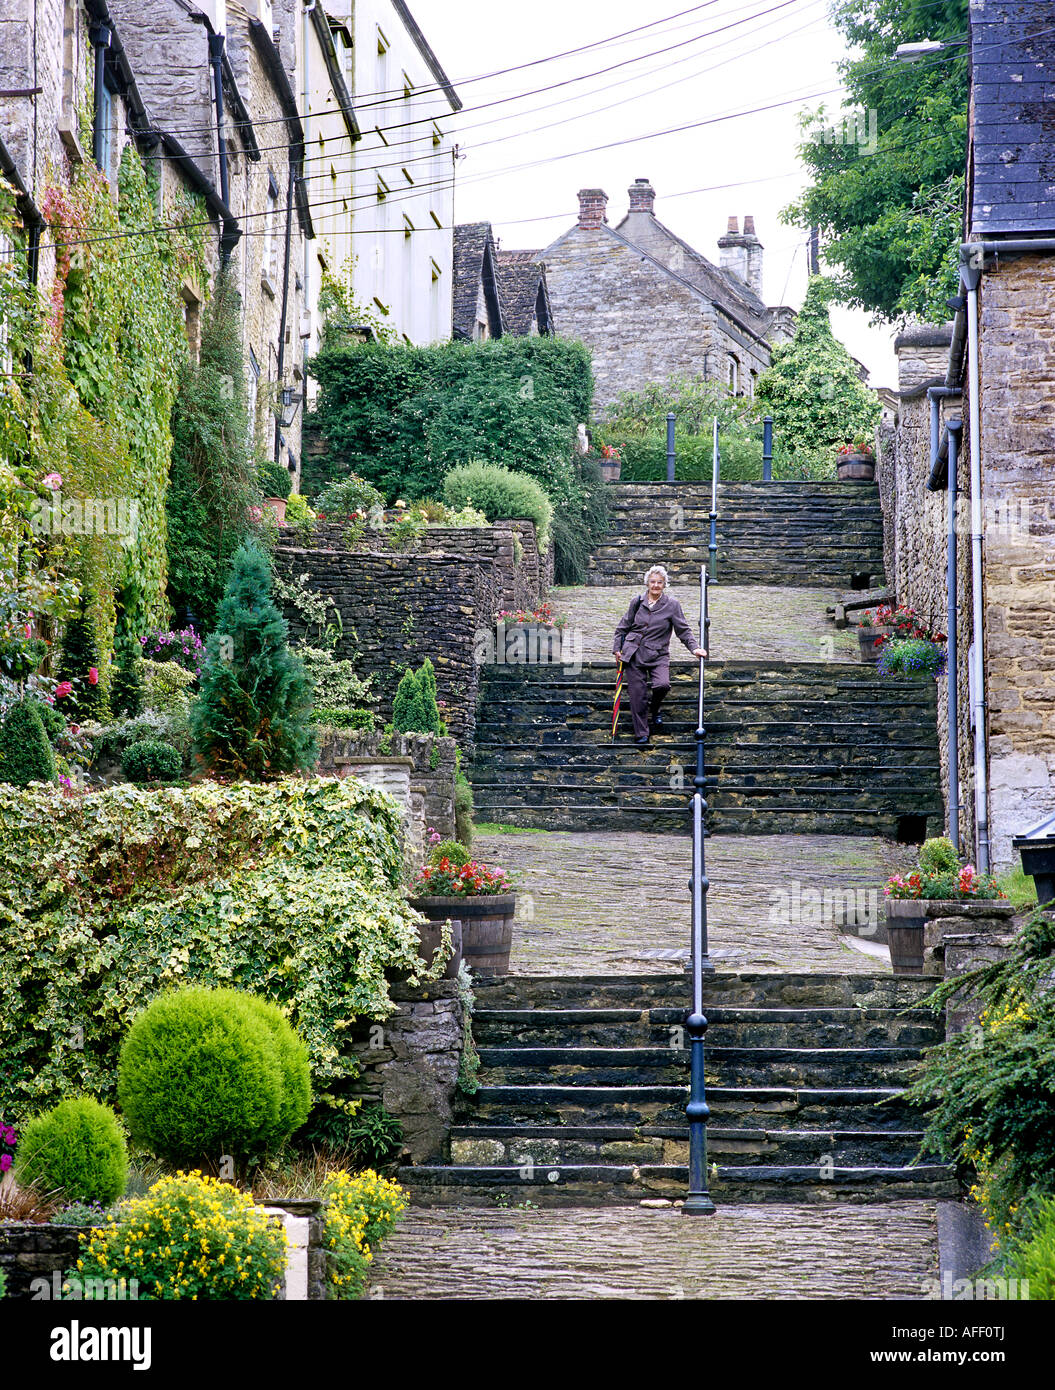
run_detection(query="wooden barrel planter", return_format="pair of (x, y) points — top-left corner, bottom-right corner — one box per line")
(857, 625), (892, 662)
(837, 453), (875, 482)
(885, 900), (927, 974)
(410, 894), (515, 976)
(501, 624), (564, 665)
(885, 898), (1016, 975)
(406, 902), (464, 980)
(599, 461), (621, 483)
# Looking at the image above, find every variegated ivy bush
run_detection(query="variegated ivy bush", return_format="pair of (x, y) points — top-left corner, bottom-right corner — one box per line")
(0, 778), (437, 1125)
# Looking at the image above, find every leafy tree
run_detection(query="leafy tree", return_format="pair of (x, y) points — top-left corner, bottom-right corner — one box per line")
(754, 277), (880, 459)
(166, 269), (257, 632)
(189, 540), (318, 780)
(786, 0), (969, 321)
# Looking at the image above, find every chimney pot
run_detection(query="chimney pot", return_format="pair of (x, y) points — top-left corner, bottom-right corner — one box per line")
(743, 214), (756, 236)
(577, 187), (609, 230)
(726, 216), (739, 235)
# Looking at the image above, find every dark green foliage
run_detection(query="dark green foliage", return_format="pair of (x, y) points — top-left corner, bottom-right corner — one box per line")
(165, 269), (257, 631)
(1003, 1197), (1055, 1299)
(787, 0), (969, 320)
(189, 540), (318, 780)
(312, 473), (385, 518)
(33, 700), (67, 745)
(454, 770), (474, 848)
(111, 573), (145, 719)
(117, 986), (308, 1168)
(15, 1098), (128, 1205)
(552, 455), (610, 585)
(918, 836), (961, 874)
(903, 907), (1055, 1230)
(56, 612), (103, 720)
(307, 337), (593, 506)
(311, 706), (376, 729)
(0, 699), (56, 787)
(121, 739), (182, 784)
(391, 661), (440, 735)
(344, 1104), (404, 1167)
(258, 459), (292, 500)
(442, 462), (553, 552)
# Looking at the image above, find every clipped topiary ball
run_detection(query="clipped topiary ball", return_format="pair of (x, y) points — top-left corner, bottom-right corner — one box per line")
(117, 987), (300, 1168)
(0, 699), (56, 787)
(241, 997), (311, 1145)
(429, 839), (471, 868)
(121, 738), (183, 784)
(919, 836), (961, 875)
(15, 1097), (128, 1205)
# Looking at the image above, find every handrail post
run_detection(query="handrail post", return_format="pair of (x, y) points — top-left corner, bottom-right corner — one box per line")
(762, 415), (773, 482)
(666, 412), (676, 483)
(683, 564), (716, 1215)
(709, 415), (719, 581)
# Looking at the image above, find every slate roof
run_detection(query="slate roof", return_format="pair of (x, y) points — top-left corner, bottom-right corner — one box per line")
(496, 250), (554, 335)
(969, 0), (1055, 235)
(452, 222), (504, 339)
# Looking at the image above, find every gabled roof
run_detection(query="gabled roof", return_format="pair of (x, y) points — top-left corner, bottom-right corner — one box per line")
(496, 249), (553, 335)
(968, 0), (1055, 235)
(452, 222), (504, 339)
(614, 208), (770, 328)
(391, 1), (462, 112)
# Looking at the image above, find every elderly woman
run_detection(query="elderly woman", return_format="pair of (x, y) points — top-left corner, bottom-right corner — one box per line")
(613, 565), (706, 746)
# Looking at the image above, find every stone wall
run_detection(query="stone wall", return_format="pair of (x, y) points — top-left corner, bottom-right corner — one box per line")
(347, 980), (464, 1164)
(975, 255), (1055, 866)
(275, 547), (497, 745)
(285, 518), (548, 611)
(888, 325), (975, 854)
(318, 731), (457, 844)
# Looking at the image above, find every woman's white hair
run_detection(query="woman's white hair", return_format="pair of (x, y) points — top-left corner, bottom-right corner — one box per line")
(643, 564), (670, 588)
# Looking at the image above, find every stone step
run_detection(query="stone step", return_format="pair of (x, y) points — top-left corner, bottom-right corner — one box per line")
(469, 803), (936, 835)
(397, 1162), (956, 1206)
(449, 1124), (929, 1169)
(476, 1045), (926, 1089)
(472, 1007), (944, 1049)
(472, 783), (943, 811)
(472, 973), (936, 1010)
(462, 1085), (922, 1130)
(472, 745), (940, 769)
(471, 767), (939, 793)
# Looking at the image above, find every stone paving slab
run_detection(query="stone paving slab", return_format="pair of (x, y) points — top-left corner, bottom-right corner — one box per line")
(370, 1202), (938, 1300)
(473, 830), (916, 976)
(550, 585), (861, 665)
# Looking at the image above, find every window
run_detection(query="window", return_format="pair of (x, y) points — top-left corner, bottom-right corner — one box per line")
(181, 283), (202, 362)
(727, 354), (740, 395)
(96, 78), (112, 177)
(262, 174), (280, 295)
(247, 348), (260, 446)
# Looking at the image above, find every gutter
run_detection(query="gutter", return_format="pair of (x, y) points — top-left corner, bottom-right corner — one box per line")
(310, 4), (361, 143)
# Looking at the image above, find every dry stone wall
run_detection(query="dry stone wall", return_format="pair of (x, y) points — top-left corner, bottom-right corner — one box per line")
(275, 547), (497, 745)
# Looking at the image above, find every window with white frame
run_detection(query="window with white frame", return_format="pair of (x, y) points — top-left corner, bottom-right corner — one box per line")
(727, 354), (740, 395)
(262, 174), (279, 294)
(247, 348), (260, 445)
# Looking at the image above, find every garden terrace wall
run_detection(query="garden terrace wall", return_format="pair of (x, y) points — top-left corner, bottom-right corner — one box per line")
(275, 548), (497, 744)
(317, 755), (427, 875)
(347, 980), (464, 1164)
(318, 731), (457, 842)
(279, 517), (548, 610)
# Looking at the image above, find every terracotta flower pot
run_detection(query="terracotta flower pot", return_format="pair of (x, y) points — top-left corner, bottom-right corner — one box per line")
(263, 497), (288, 524)
(409, 894), (516, 976)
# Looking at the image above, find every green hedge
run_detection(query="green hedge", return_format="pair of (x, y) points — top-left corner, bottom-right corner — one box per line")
(0, 779), (433, 1125)
(307, 337), (593, 506)
(604, 435), (835, 483)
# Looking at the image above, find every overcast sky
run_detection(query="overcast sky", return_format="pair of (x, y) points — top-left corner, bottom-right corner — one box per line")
(408, 0), (899, 387)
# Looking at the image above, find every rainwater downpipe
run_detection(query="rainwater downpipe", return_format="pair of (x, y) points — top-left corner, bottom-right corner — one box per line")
(302, 0), (316, 374)
(89, 24), (111, 168)
(926, 385), (962, 852)
(208, 33), (230, 218)
(960, 255), (991, 873)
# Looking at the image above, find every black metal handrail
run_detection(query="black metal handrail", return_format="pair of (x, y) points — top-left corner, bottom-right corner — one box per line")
(683, 564), (716, 1215)
(708, 417), (719, 580)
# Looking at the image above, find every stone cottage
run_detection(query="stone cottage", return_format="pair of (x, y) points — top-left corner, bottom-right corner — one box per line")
(531, 178), (795, 411)
(883, 0), (1055, 871)
(452, 221), (554, 340)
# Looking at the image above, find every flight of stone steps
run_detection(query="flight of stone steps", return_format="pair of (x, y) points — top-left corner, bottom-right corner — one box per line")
(400, 972), (955, 1206)
(588, 481), (886, 589)
(471, 661), (943, 837)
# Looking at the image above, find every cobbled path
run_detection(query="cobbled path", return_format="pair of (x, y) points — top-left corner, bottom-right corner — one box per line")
(473, 829), (914, 975)
(550, 584), (860, 664)
(371, 1203), (939, 1300)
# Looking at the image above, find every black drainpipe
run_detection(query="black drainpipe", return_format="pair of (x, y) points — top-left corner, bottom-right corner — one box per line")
(274, 168), (296, 465)
(89, 24), (111, 168)
(208, 33), (231, 226)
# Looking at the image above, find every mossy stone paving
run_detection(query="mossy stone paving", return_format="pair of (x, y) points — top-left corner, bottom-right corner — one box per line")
(370, 1202), (938, 1300)
(473, 829), (898, 975)
(549, 584), (861, 664)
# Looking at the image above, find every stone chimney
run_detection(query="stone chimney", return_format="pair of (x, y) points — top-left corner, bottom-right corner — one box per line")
(577, 188), (609, 230)
(627, 178), (655, 214)
(717, 214), (764, 298)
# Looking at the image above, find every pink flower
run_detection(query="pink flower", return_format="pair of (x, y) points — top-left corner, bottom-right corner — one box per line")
(42, 472), (62, 491)
(55, 681), (72, 699)
(0, 1155), (11, 1172)
(88, 667), (99, 686)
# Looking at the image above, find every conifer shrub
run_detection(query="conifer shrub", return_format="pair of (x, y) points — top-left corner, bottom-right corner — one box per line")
(15, 1098), (128, 1205)
(391, 660), (440, 735)
(56, 613), (104, 720)
(121, 739), (182, 785)
(0, 699), (56, 786)
(117, 987), (307, 1169)
(189, 540), (318, 780)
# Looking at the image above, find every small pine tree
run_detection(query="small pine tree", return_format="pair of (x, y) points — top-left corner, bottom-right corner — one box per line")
(0, 700), (56, 786)
(189, 541), (318, 780)
(417, 657), (441, 735)
(56, 612), (103, 721)
(391, 667), (422, 733)
(111, 577), (144, 719)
